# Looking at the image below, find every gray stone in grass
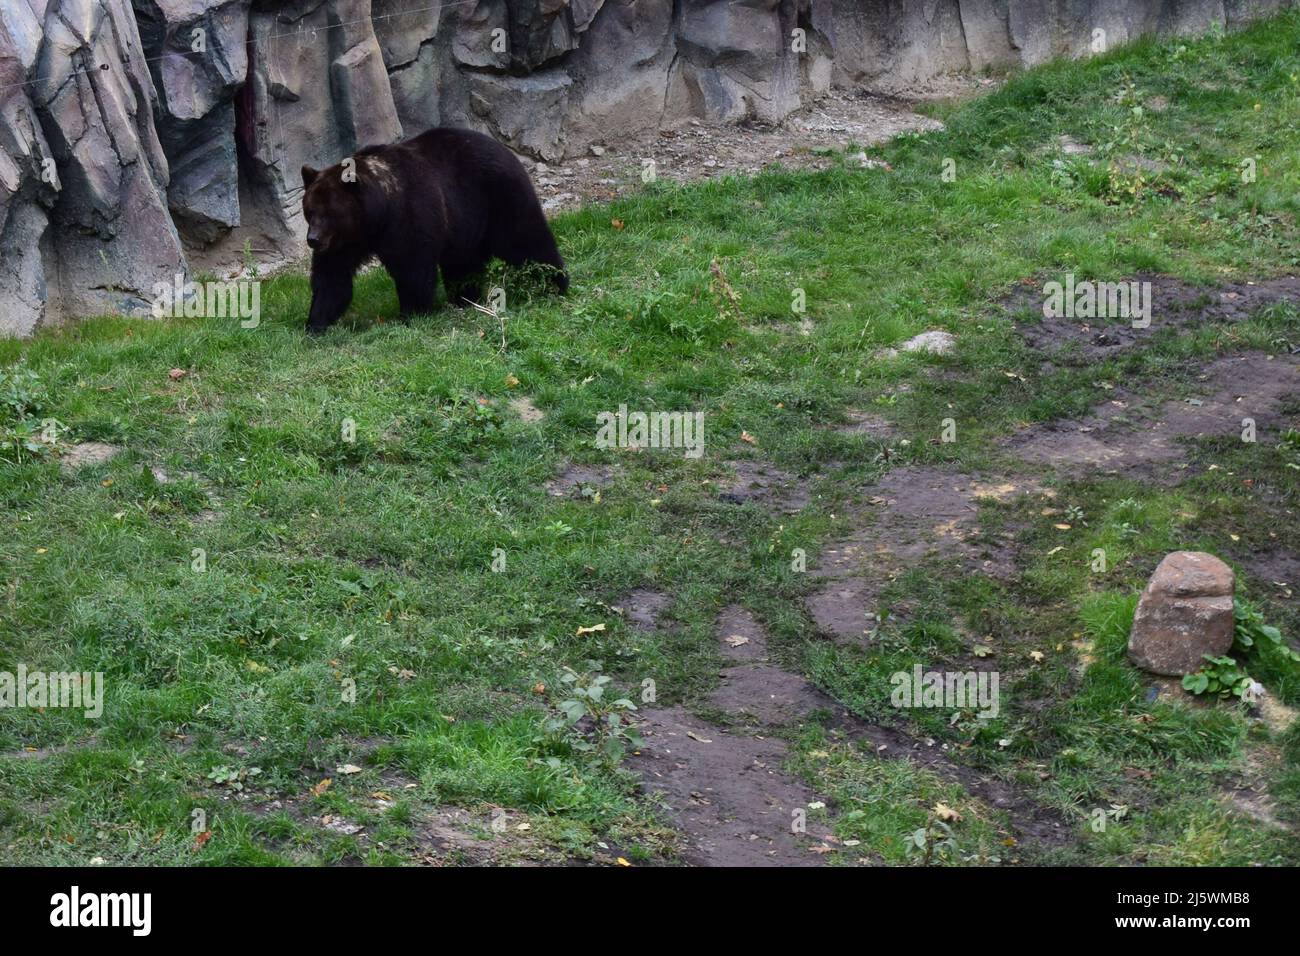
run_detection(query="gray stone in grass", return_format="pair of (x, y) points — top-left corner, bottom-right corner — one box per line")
(879, 330), (957, 359)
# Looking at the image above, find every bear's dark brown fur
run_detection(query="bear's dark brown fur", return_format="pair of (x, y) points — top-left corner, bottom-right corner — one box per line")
(300, 127), (567, 333)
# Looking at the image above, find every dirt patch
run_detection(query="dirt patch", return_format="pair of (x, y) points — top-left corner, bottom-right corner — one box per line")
(716, 458), (813, 514)
(409, 806), (553, 866)
(545, 463), (616, 498)
(707, 666), (838, 729)
(806, 468), (1039, 641)
(1241, 549), (1300, 600)
(833, 409), (898, 439)
(509, 396), (545, 423)
(1006, 275), (1300, 362)
(1004, 353), (1299, 478)
(707, 606), (829, 726)
(806, 578), (881, 644)
(529, 89), (949, 215)
(619, 589), (671, 632)
(2, 738), (97, 760)
(1220, 745), (1291, 832)
(632, 706), (838, 866)
(714, 605), (769, 661)
(632, 605), (840, 864)
(60, 441), (121, 471)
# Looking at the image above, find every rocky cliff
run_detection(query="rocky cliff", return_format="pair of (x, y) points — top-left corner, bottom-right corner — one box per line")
(1, 0), (1293, 335)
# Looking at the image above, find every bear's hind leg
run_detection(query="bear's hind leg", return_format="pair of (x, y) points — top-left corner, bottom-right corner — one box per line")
(394, 274), (437, 319)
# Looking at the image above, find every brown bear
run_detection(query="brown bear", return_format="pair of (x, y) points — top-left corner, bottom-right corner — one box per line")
(300, 127), (567, 334)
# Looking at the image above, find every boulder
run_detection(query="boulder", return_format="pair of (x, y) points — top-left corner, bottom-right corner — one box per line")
(1128, 551), (1235, 676)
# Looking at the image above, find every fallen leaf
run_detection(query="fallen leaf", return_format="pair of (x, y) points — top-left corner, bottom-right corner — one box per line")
(168, 368), (187, 380)
(740, 431), (757, 445)
(686, 731), (712, 743)
(1029, 650), (1045, 662)
(933, 803), (962, 822)
(311, 778), (332, 797)
(192, 830), (212, 851)
(724, 634), (750, 648)
(575, 623), (606, 636)
(337, 764), (363, 775)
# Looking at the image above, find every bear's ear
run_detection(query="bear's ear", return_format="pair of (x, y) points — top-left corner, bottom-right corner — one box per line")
(301, 165), (320, 188)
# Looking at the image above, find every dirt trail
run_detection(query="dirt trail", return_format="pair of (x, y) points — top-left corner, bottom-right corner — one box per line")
(632, 605), (838, 866)
(627, 262), (1299, 865)
(804, 350), (1297, 651)
(1007, 275), (1300, 362)
(1004, 353), (1299, 477)
(632, 603), (1071, 865)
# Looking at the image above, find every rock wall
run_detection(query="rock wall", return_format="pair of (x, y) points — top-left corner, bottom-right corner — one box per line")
(1, 0), (1294, 335)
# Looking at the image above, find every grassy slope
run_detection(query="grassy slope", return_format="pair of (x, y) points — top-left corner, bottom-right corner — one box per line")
(1, 14), (1299, 865)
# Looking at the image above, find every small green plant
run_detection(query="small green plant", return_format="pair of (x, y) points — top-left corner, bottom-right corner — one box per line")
(905, 818), (959, 865)
(0, 364), (54, 464)
(1235, 598), (1300, 663)
(545, 664), (642, 766)
(206, 765), (262, 791)
(1182, 655), (1254, 700)
(1183, 602), (1294, 699)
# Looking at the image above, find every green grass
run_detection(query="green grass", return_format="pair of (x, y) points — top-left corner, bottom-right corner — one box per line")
(2, 12), (1299, 865)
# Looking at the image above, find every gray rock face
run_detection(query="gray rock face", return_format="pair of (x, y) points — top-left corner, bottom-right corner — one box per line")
(135, 0), (249, 243)
(1, 0), (185, 337)
(1128, 551), (1236, 677)
(1, 0), (1293, 334)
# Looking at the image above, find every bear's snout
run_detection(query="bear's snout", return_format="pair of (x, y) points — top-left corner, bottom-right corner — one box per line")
(306, 231), (323, 251)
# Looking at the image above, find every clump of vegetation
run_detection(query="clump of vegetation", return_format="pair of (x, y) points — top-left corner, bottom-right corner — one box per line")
(1233, 599), (1299, 663)
(544, 664), (642, 767)
(1182, 655), (1254, 700)
(1183, 599), (1298, 699)
(0, 364), (53, 464)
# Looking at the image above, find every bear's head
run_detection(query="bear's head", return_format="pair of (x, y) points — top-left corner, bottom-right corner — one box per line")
(300, 165), (366, 255)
